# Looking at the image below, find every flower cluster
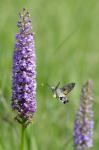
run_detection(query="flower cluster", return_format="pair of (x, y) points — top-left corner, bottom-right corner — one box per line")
(12, 8), (37, 127)
(73, 80), (94, 150)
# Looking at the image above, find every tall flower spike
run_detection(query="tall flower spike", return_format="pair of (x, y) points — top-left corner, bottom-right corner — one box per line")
(73, 80), (94, 150)
(12, 8), (37, 127)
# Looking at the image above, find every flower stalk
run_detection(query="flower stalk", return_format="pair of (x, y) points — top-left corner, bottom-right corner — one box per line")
(21, 125), (25, 150)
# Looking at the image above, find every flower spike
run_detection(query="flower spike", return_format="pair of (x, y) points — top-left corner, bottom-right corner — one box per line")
(12, 9), (37, 127)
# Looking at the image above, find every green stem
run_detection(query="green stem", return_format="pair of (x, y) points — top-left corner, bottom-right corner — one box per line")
(21, 125), (25, 150)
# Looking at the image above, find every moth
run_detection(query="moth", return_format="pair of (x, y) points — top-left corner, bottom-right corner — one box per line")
(51, 82), (75, 104)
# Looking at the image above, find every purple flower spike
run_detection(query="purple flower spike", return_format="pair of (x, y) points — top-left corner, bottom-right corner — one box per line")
(12, 8), (37, 127)
(73, 80), (94, 150)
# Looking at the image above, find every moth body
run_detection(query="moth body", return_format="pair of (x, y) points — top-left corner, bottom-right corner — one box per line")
(51, 82), (75, 104)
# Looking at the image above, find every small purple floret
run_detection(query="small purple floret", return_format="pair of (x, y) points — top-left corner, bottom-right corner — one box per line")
(73, 80), (94, 150)
(12, 8), (37, 127)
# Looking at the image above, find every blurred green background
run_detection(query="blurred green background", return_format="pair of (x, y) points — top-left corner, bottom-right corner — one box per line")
(0, 0), (99, 149)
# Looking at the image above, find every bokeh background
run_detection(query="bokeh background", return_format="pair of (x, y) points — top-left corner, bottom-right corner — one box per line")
(0, 0), (99, 149)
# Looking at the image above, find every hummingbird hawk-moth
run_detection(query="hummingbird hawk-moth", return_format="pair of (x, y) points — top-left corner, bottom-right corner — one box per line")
(51, 82), (75, 104)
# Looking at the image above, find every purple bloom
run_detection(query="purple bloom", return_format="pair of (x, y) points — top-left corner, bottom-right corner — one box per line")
(12, 8), (37, 127)
(73, 80), (94, 150)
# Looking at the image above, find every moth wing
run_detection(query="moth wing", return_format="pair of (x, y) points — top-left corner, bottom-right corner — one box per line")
(61, 83), (75, 96)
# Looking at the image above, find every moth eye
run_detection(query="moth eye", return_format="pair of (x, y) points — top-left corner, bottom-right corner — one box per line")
(60, 97), (63, 100)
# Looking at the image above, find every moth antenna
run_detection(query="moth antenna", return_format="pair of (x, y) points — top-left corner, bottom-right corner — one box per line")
(46, 83), (51, 89)
(55, 82), (60, 90)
